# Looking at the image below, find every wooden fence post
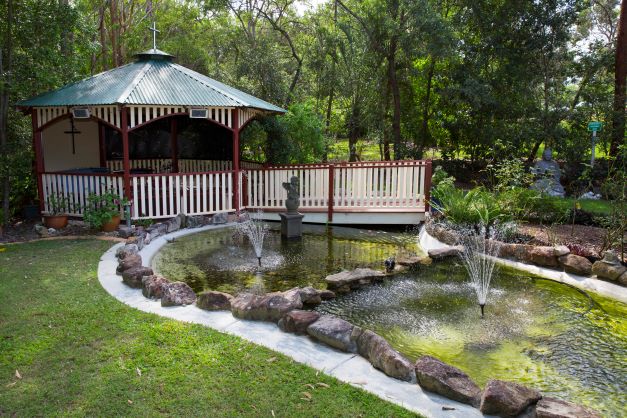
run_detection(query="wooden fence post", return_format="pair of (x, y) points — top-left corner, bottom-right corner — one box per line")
(424, 160), (433, 212)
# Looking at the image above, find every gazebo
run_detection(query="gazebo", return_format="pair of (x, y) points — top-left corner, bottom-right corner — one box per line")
(19, 39), (430, 225)
(18, 47), (285, 219)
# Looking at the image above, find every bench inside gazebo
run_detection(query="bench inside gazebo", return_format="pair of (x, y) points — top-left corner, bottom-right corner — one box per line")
(19, 48), (431, 225)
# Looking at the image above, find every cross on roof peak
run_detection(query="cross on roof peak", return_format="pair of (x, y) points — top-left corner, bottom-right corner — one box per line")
(149, 21), (160, 50)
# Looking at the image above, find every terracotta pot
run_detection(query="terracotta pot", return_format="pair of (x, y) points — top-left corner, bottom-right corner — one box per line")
(43, 215), (68, 229)
(101, 215), (121, 232)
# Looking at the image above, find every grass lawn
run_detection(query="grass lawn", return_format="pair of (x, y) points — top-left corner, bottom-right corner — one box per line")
(551, 197), (614, 215)
(0, 239), (418, 417)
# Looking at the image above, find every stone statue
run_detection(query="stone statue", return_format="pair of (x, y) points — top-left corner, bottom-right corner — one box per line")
(531, 148), (565, 197)
(282, 176), (300, 214)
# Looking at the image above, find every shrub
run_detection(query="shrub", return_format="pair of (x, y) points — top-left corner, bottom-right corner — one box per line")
(83, 190), (128, 229)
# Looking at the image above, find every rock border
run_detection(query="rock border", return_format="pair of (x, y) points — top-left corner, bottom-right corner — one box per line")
(100, 218), (602, 417)
(421, 223), (627, 304)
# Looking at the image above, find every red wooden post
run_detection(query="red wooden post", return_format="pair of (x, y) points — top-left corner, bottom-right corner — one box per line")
(424, 159), (433, 213)
(232, 109), (240, 212)
(121, 107), (131, 200)
(170, 117), (178, 173)
(327, 164), (334, 223)
(98, 123), (106, 167)
(31, 109), (45, 213)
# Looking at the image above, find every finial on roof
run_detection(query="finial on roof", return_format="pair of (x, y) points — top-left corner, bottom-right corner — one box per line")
(149, 21), (160, 50)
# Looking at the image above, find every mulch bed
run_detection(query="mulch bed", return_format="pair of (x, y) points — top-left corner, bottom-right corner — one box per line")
(0, 219), (122, 244)
(518, 223), (626, 262)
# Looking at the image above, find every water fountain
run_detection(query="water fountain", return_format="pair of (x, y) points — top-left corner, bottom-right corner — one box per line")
(235, 211), (269, 267)
(455, 223), (503, 318)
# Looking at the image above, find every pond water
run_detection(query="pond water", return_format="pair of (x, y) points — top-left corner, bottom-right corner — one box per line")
(153, 224), (627, 416)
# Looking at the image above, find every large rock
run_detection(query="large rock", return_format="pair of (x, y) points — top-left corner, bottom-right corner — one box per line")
(428, 246), (463, 260)
(34, 224), (49, 237)
(357, 330), (415, 382)
(230, 289), (303, 322)
(535, 397), (601, 418)
(197, 291), (233, 311)
(396, 254), (432, 267)
(142, 275), (170, 299)
(558, 254), (592, 276)
(278, 310), (320, 334)
(297, 287), (322, 305)
(523, 246), (560, 268)
(592, 251), (626, 281)
(425, 223), (459, 246)
(186, 215), (209, 228)
(319, 290), (336, 300)
(324, 268), (385, 293)
(306, 315), (362, 353)
(116, 243), (138, 259)
(479, 379), (541, 417)
(161, 282), (196, 307)
(619, 271), (627, 286)
(414, 356), (481, 406)
(122, 266), (154, 288)
(116, 253), (142, 273)
(212, 212), (228, 224)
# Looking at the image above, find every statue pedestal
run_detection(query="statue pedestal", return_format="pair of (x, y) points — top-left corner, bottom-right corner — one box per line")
(280, 212), (304, 239)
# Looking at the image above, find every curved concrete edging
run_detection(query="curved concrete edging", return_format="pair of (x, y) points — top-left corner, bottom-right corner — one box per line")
(98, 223), (486, 418)
(419, 227), (627, 304)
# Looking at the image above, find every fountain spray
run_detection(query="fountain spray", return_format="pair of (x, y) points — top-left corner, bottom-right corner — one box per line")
(456, 221), (503, 318)
(235, 210), (268, 268)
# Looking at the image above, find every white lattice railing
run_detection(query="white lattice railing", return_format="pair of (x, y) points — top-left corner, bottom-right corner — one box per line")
(244, 161), (429, 212)
(41, 173), (125, 216)
(107, 159), (262, 174)
(131, 171), (233, 219)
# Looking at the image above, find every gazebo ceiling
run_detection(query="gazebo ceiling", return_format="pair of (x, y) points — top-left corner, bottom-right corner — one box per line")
(17, 49), (285, 113)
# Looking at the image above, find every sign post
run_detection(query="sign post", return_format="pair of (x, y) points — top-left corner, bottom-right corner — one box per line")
(587, 121), (602, 167)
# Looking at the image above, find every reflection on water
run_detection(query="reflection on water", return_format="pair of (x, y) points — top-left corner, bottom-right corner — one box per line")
(153, 223), (416, 294)
(153, 224), (626, 415)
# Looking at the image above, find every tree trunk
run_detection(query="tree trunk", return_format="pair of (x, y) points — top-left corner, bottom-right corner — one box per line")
(109, 0), (119, 68)
(0, 0), (13, 230)
(348, 100), (360, 162)
(418, 57), (436, 159)
(387, 49), (402, 160)
(610, 0), (626, 157)
(99, 6), (108, 70)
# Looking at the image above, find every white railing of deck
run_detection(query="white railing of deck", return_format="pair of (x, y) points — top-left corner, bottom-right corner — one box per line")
(41, 173), (125, 216)
(107, 159), (173, 173)
(106, 159), (262, 173)
(244, 161), (429, 212)
(131, 172), (233, 219)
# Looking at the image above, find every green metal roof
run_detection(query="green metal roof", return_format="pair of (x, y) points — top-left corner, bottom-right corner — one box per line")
(17, 49), (286, 113)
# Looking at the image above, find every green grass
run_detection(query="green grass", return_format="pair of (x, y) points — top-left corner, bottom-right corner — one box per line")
(328, 139), (383, 162)
(0, 239), (418, 417)
(550, 197), (614, 215)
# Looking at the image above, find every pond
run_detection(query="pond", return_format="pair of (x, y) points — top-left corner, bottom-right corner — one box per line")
(153, 223), (627, 416)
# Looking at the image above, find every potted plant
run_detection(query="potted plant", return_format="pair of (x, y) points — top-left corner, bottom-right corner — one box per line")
(84, 190), (128, 232)
(43, 193), (70, 229)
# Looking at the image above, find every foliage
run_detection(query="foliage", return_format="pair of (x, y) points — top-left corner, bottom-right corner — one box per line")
(263, 102), (327, 164)
(0, 239), (419, 417)
(487, 159), (534, 192)
(431, 165), (455, 189)
(44, 193), (70, 216)
(431, 184), (509, 231)
(83, 190), (128, 229)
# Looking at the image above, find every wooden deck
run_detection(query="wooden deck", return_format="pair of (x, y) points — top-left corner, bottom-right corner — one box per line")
(41, 159), (431, 225)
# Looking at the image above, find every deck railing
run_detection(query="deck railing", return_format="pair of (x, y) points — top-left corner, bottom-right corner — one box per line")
(41, 172), (125, 216)
(43, 160), (430, 221)
(244, 160), (431, 220)
(131, 171), (233, 219)
(106, 159), (263, 173)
